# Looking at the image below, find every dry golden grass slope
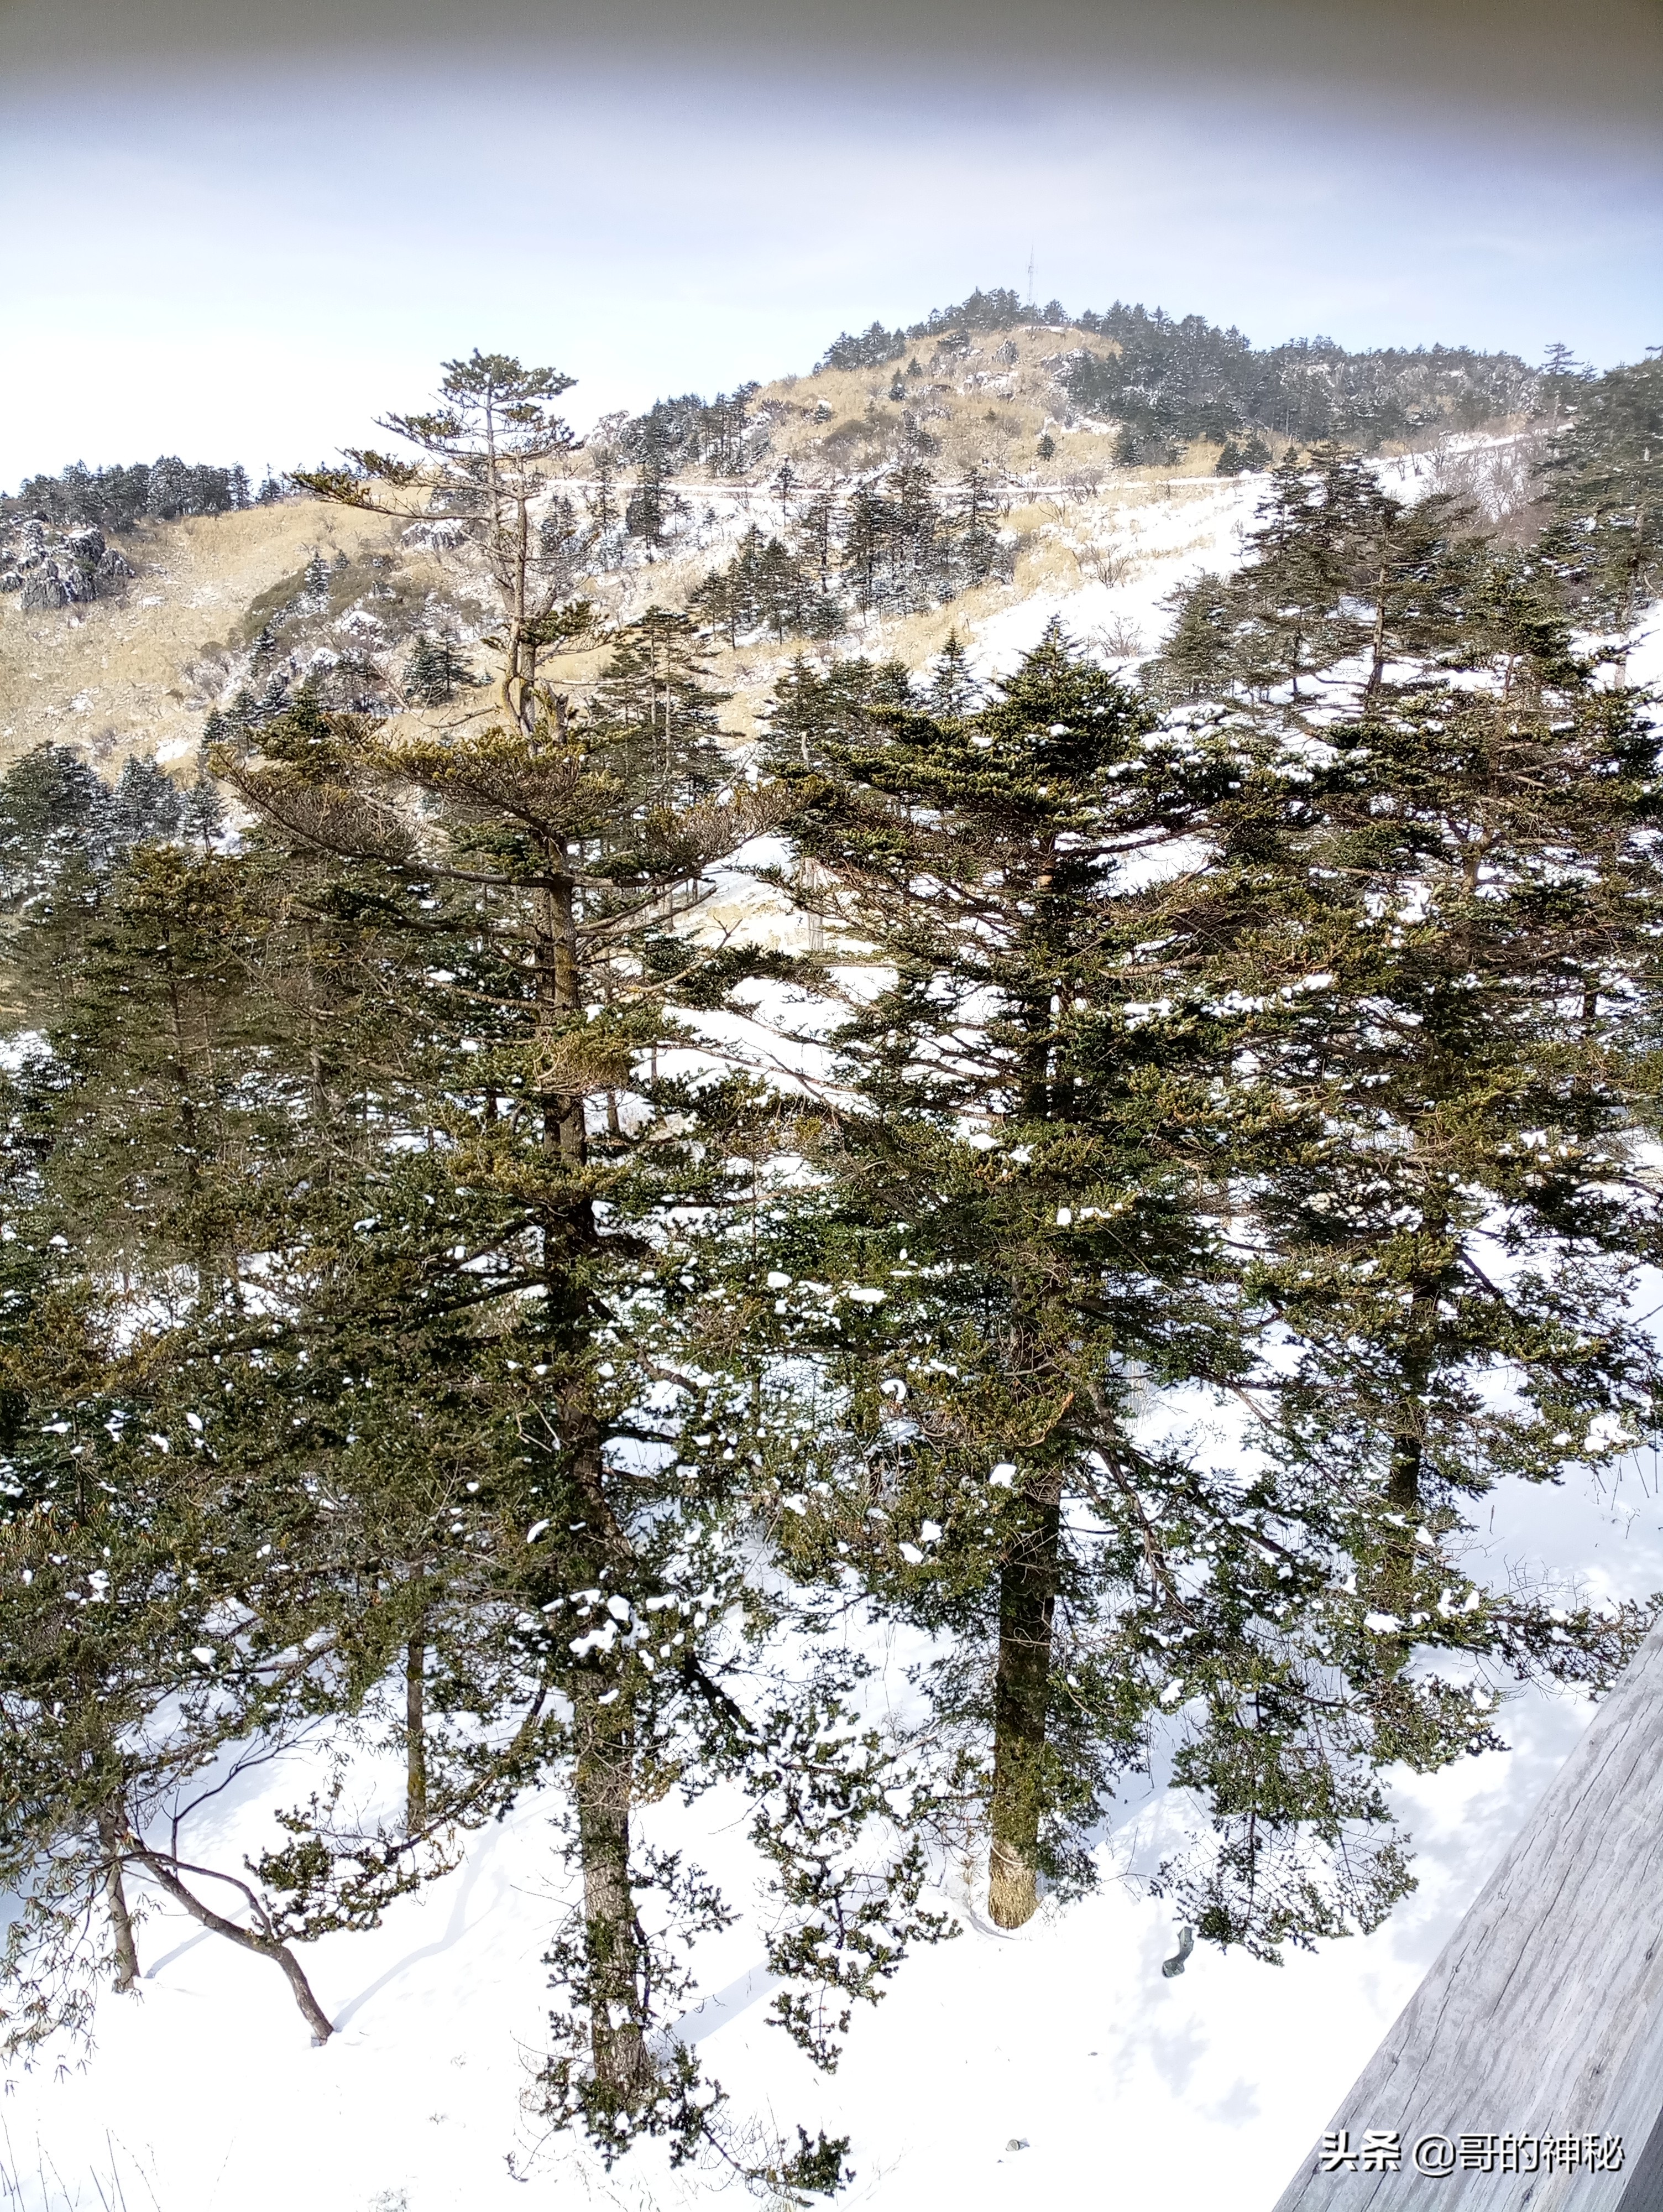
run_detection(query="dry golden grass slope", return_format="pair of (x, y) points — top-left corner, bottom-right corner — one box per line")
(754, 323), (1113, 476)
(0, 502), (410, 771)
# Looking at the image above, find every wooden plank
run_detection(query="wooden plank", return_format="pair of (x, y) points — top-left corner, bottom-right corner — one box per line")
(1273, 1615), (1663, 2210)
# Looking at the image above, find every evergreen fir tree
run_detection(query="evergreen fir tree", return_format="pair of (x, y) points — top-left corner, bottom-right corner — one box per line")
(295, 351), (582, 733)
(1154, 443), (1481, 711)
(110, 755), (184, 849)
(1136, 460), (1663, 1939)
(689, 531), (841, 648)
(180, 774), (226, 852)
(766, 622), (1269, 1932)
(625, 415), (671, 545)
(767, 577), (1660, 1959)
(537, 494), (586, 592)
(588, 607), (729, 800)
(145, 457), (190, 519)
(402, 632), (472, 706)
(0, 1292), (345, 2046)
(887, 461), (942, 611)
(0, 745), (115, 909)
(585, 450), (620, 550)
(1538, 342), (1591, 435)
(841, 483), (891, 613)
(762, 657), (916, 768)
(0, 852), (369, 2046)
(923, 631), (981, 718)
(1542, 354), (1663, 642)
(211, 617), (929, 2162)
(796, 489), (839, 596)
(953, 465), (1001, 584)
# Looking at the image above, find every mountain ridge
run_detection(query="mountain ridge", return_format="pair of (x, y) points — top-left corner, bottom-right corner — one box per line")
(0, 298), (1560, 779)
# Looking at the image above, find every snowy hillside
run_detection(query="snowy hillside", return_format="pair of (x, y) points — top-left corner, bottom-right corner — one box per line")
(0, 305), (1543, 779)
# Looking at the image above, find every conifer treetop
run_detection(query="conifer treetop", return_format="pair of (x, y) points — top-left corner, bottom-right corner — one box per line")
(294, 351), (588, 734)
(295, 350), (578, 514)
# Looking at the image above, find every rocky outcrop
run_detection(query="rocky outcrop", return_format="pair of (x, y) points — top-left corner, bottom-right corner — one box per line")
(1, 514), (134, 607)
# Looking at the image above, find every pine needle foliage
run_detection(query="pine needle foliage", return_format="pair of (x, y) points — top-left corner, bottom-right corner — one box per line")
(1143, 449), (1663, 1943)
(292, 350), (584, 732)
(1542, 354), (1663, 641)
(2, 338), (1662, 2158)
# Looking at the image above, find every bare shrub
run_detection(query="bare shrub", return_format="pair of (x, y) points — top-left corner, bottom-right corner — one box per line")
(1418, 431), (1547, 539)
(1092, 614), (1145, 659)
(1072, 531), (1131, 587)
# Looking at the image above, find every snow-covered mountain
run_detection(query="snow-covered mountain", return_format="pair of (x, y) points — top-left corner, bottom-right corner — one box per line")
(0, 315), (1542, 779)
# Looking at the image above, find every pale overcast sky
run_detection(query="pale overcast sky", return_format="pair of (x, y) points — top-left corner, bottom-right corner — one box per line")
(1, 0), (1659, 485)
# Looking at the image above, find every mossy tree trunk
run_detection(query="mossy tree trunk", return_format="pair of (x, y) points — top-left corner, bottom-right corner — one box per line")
(987, 1477), (1061, 1929)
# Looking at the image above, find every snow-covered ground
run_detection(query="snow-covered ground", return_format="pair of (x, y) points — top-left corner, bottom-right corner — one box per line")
(11, 1457), (1663, 2212)
(8, 474), (1660, 2212)
(971, 471), (1265, 679)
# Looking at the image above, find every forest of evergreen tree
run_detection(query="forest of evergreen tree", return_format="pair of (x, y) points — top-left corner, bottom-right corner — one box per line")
(0, 345), (1658, 2197)
(2, 457), (264, 532)
(814, 288), (1541, 455)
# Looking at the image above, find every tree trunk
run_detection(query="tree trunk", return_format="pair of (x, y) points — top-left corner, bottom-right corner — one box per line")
(1379, 1223), (1449, 1641)
(557, 1397), (652, 2097)
(533, 820), (647, 2096)
(1386, 1411), (1425, 1514)
(96, 1807), (140, 1991)
(988, 1482), (1061, 1929)
(406, 1623), (428, 1834)
(1366, 557), (1390, 702)
(1387, 1248), (1446, 1517)
(134, 1851), (334, 2043)
(992, 896), (1069, 1931)
(572, 1672), (652, 2102)
(538, 868), (588, 1165)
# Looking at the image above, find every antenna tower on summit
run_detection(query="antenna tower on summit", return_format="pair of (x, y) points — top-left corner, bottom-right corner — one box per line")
(1026, 249), (1036, 308)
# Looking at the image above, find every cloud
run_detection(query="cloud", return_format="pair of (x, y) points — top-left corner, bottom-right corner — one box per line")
(3, 0), (1661, 130)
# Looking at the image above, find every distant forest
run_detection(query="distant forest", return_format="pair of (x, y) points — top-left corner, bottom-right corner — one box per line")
(1, 457), (286, 533)
(817, 285), (1545, 453)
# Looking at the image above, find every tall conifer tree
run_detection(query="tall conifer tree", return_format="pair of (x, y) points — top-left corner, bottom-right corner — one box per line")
(765, 623), (1266, 1931)
(1543, 354), (1663, 645)
(1140, 456), (1663, 1937)
(212, 602), (924, 2167)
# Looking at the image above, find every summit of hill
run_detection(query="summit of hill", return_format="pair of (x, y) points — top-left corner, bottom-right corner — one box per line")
(0, 289), (1550, 774)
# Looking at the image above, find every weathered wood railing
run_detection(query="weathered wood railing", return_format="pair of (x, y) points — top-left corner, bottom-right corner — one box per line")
(1274, 1616), (1663, 2210)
